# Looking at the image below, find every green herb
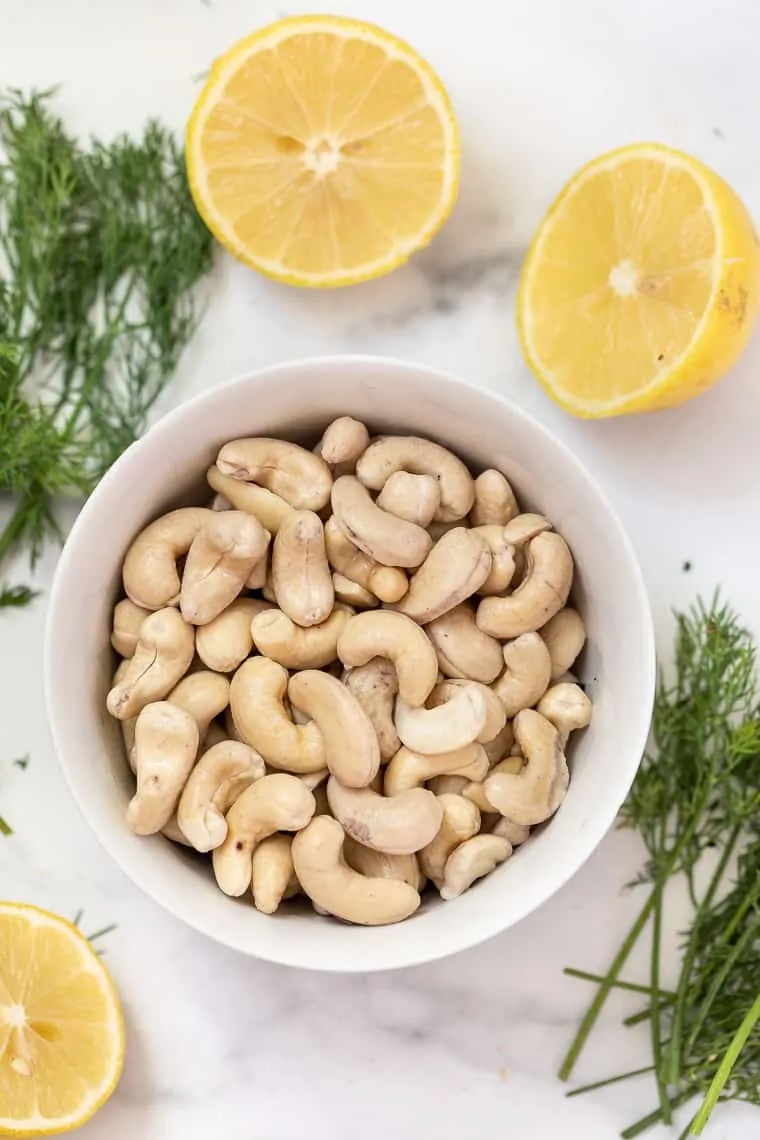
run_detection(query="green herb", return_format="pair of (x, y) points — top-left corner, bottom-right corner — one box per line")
(0, 583), (38, 608)
(561, 596), (760, 1137)
(12, 754), (28, 770)
(0, 816), (12, 837)
(72, 910), (117, 954)
(0, 88), (213, 577)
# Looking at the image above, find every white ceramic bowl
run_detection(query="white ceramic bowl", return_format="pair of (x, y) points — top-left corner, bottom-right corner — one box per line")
(45, 355), (655, 972)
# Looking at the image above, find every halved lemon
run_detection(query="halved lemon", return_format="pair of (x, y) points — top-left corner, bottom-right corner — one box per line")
(0, 904), (124, 1136)
(186, 15), (460, 287)
(517, 143), (760, 417)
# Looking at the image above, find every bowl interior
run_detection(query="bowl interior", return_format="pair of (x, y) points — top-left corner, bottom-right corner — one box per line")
(45, 356), (655, 971)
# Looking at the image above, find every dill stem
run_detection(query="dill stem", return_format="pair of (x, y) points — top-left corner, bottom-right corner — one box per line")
(685, 910), (760, 1061)
(563, 967), (675, 999)
(621, 1090), (693, 1139)
(689, 992), (760, 1136)
(649, 884), (670, 1123)
(566, 1065), (655, 1097)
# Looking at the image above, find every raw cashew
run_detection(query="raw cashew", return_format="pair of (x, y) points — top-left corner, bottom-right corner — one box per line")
(540, 608), (587, 680)
(216, 438), (332, 512)
(251, 834), (299, 914)
(395, 685), (488, 754)
(337, 611), (438, 708)
(230, 657), (325, 773)
(493, 632), (552, 717)
(291, 816), (420, 925)
(167, 671), (231, 744)
(111, 599), (149, 657)
(396, 528), (492, 624)
(301, 767), (329, 791)
(343, 838), (424, 891)
(484, 708), (569, 826)
(318, 416), (369, 474)
(476, 532), (573, 638)
(440, 835), (511, 900)
(112, 660), (138, 769)
(536, 682), (592, 743)
(177, 740), (265, 851)
(471, 469), (519, 527)
(483, 722), (514, 766)
(245, 551), (269, 590)
(251, 606), (351, 669)
(426, 604), (503, 684)
(271, 510), (334, 627)
(180, 511), (269, 625)
(471, 526), (516, 596)
(344, 658), (400, 761)
(195, 598), (271, 673)
(356, 436), (475, 522)
(377, 472), (441, 528)
(426, 775), (468, 796)
(331, 476), (432, 568)
(122, 507), (213, 610)
(326, 776), (442, 854)
(324, 517), (408, 602)
(207, 466), (294, 534)
(418, 794), (481, 886)
(288, 670), (380, 788)
(462, 754), (523, 811)
(490, 815), (531, 846)
(161, 815), (193, 846)
(503, 513), (552, 546)
(126, 702), (199, 835)
(332, 573), (378, 609)
(213, 773), (315, 897)
(430, 681), (507, 743)
(384, 743), (489, 795)
(106, 608), (195, 720)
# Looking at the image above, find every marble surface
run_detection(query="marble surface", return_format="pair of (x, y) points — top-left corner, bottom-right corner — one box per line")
(2, 0), (760, 1136)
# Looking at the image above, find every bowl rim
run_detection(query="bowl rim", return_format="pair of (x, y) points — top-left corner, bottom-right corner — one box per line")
(44, 353), (656, 971)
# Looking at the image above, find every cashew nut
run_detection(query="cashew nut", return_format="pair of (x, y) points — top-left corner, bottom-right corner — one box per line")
(471, 526), (516, 596)
(489, 814), (531, 846)
(540, 607), (587, 680)
(396, 528), (492, 624)
(426, 775), (468, 796)
(207, 466), (294, 534)
(251, 834), (299, 914)
(356, 436), (475, 522)
(418, 794), (481, 886)
(337, 610), (438, 708)
(167, 670), (231, 745)
(195, 598), (271, 673)
(288, 670), (380, 788)
(291, 816), (420, 925)
(112, 660), (138, 769)
(177, 740), (265, 851)
(440, 835), (511, 900)
(343, 838), (424, 891)
(106, 608), (195, 720)
(245, 551), (269, 591)
(271, 510), (334, 628)
(216, 438), (332, 512)
(324, 517), (408, 602)
(326, 776), (442, 854)
(122, 507), (213, 610)
(471, 469), (519, 527)
(476, 532), (573, 638)
(429, 680), (507, 744)
(126, 702), (199, 835)
(395, 685), (488, 754)
(343, 658), (400, 761)
(230, 657), (325, 773)
(426, 604), (503, 684)
(332, 573), (378, 609)
(111, 599), (149, 657)
(492, 632), (552, 717)
(503, 513), (552, 546)
(161, 814), (193, 846)
(318, 416), (370, 474)
(483, 721), (514, 766)
(484, 708), (569, 826)
(536, 682), (592, 743)
(462, 754), (523, 812)
(384, 743), (489, 794)
(212, 773), (315, 896)
(331, 476), (432, 569)
(377, 472), (441, 528)
(180, 511), (269, 625)
(251, 605), (351, 670)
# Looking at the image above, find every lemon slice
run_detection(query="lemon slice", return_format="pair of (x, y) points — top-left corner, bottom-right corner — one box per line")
(517, 143), (760, 417)
(0, 904), (124, 1136)
(186, 15), (460, 287)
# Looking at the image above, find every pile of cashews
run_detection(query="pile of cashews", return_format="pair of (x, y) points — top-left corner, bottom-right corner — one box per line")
(106, 418), (592, 926)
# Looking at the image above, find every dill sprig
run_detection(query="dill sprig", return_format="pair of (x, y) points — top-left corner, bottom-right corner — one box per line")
(560, 595), (760, 1137)
(0, 88), (213, 576)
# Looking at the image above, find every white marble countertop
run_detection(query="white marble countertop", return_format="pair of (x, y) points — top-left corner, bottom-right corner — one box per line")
(3, 0), (760, 1136)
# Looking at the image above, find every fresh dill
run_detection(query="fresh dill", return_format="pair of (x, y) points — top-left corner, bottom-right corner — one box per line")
(0, 584), (38, 608)
(561, 596), (760, 1137)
